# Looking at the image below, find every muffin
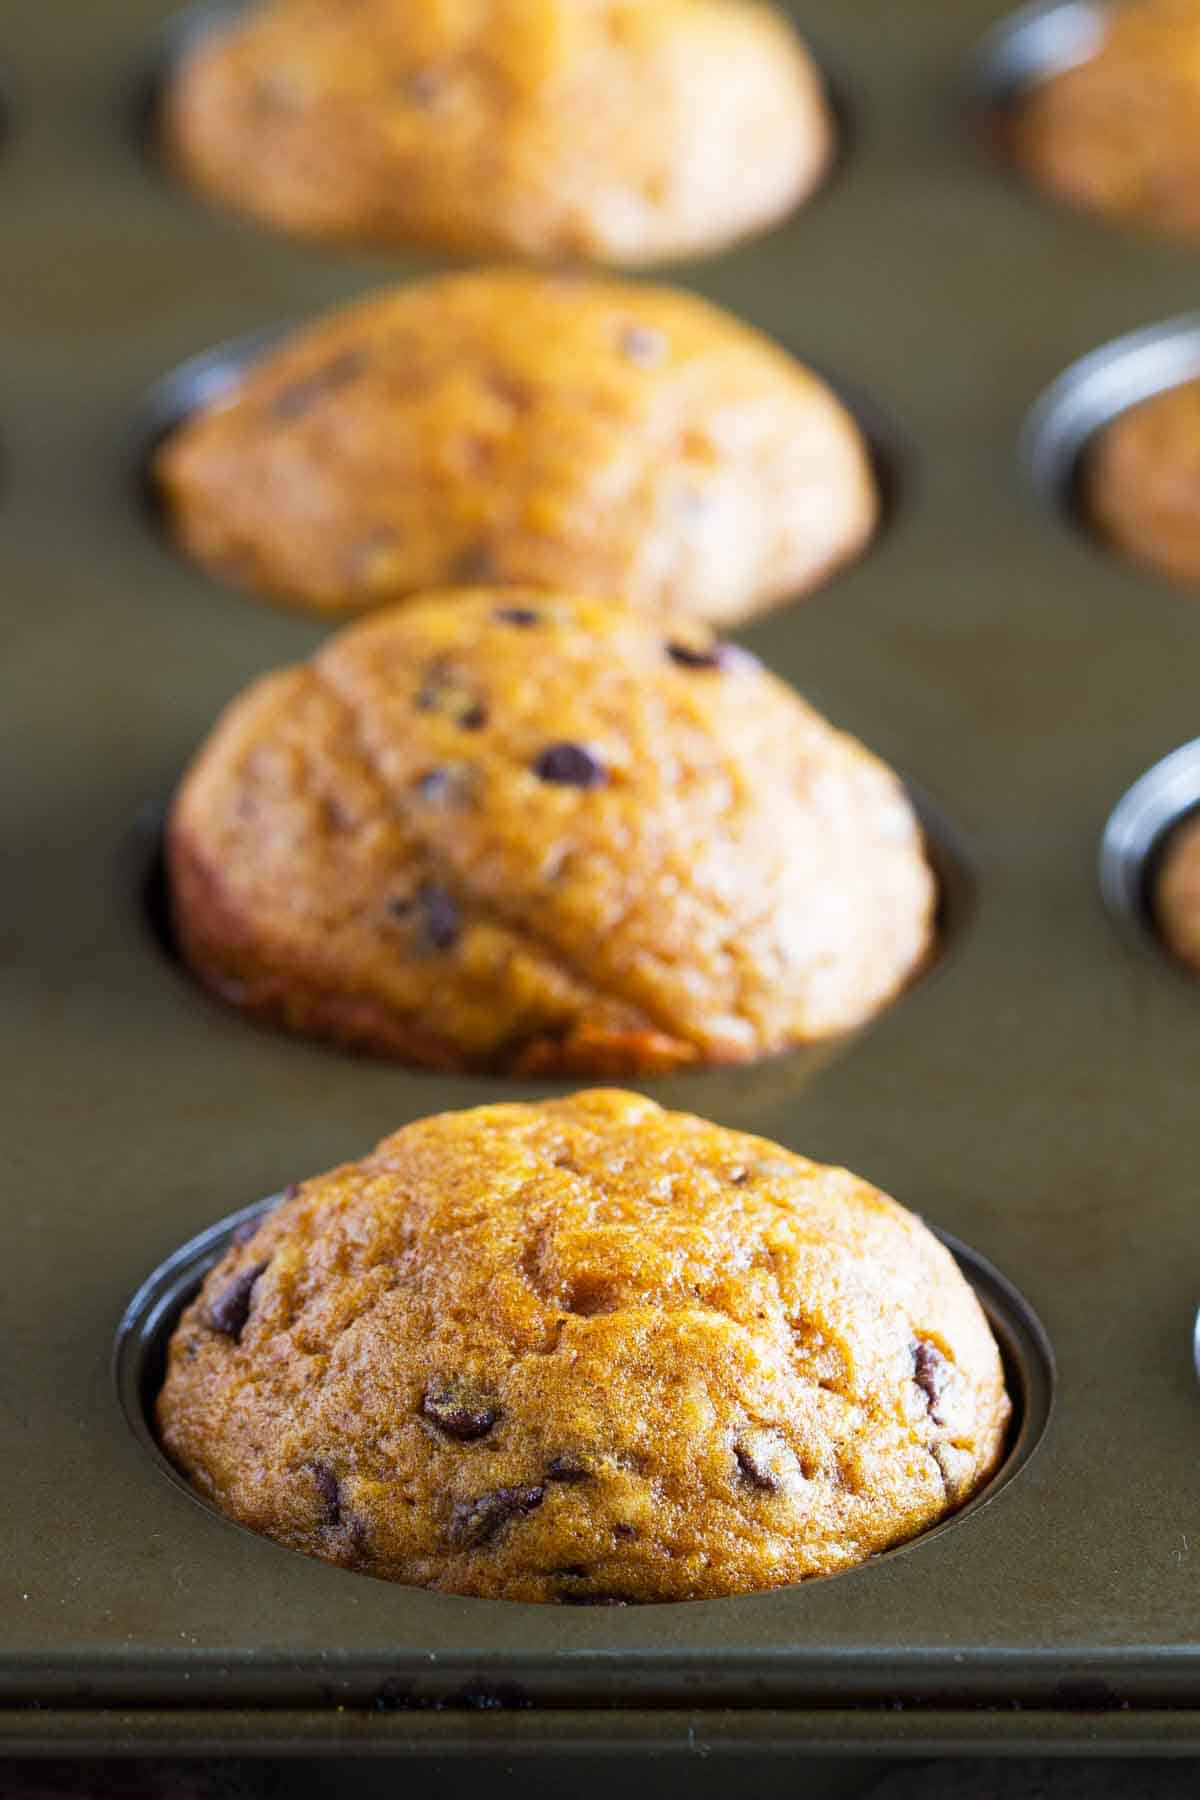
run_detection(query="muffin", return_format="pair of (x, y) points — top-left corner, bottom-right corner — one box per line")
(155, 269), (878, 627)
(1157, 809), (1200, 967)
(167, 591), (936, 1076)
(157, 1089), (1012, 1603)
(1085, 380), (1200, 589)
(1008, 0), (1200, 242)
(162, 0), (832, 265)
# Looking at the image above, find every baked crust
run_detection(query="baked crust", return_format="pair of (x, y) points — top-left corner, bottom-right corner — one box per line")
(163, 0), (832, 265)
(156, 269), (878, 627)
(158, 1090), (1012, 1602)
(168, 591), (936, 1073)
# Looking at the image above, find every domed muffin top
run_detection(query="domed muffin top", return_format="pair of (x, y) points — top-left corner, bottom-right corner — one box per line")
(158, 1089), (1012, 1603)
(164, 0), (832, 264)
(155, 269), (877, 625)
(168, 590), (935, 1073)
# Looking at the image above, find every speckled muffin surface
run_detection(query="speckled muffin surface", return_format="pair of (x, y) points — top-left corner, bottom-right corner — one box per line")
(163, 0), (832, 265)
(157, 1090), (1012, 1603)
(167, 591), (936, 1075)
(155, 269), (877, 627)
(1008, 0), (1200, 241)
(1157, 810), (1200, 968)
(1085, 380), (1200, 589)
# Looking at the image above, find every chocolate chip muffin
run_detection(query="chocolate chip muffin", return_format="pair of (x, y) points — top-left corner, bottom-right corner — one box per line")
(1008, 0), (1200, 242)
(157, 1090), (1012, 1602)
(155, 269), (877, 627)
(1085, 380), (1200, 589)
(1156, 809), (1200, 968)
(162, 0), (832, 265)
(167, 591), (936, 1075)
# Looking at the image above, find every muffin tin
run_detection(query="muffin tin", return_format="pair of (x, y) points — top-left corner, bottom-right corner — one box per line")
(5, 0), (1200, 1769)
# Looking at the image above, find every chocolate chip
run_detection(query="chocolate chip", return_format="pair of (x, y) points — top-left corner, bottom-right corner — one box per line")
(421, 1379), (500, 1442)
(613, 1523), (638, 1541)
(734, 1431), (782, 1492)
(271, 351), (367, 421)
(449, 1486), (545, 1549)
(666, 640), (730, 671)
(416, 668), (487, 728)
(533, 743), (606, 788)
(310, 1460), (341, 1528)
(420, 884), (462, 950)
(389, 884), (462, 952)
(560, 1594), (632, 1607)
(494, 606), (541, 626)
(619, 325), (669, 368)
(546, 1456), (591, 1484)
(403, 66), (446, 106)
(913, 1340), (951, 1425)
(207, 1261), (267, 1341)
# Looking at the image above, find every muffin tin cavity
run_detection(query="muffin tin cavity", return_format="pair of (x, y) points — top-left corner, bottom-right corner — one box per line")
(115, 1198), (1054, 1592)
(1023, 316), (1200, 550)
(135, 326), (907, 588)
(972, 0), (1108, 116)
(1100, 737), (1200, 961)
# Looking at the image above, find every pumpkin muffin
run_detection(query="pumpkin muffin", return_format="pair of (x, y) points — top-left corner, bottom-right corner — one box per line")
(162, 0), (832, 265)
(154, 269), (877, 628)
(1085, 379), (1200, 589)
(1008, 0), (1200, 242)
(1157, 809), (1200, 967)
(157, 1089), (1012, 1602)
(167, 591), (936, 1075)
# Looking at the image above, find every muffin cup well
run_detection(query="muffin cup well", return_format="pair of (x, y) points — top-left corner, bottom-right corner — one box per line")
(970, 0), (1109, 114)
(1023, 315), (1200, 556)
(114, 1193), (1054, 1599)
(968, 0), (1110, 198)
(1100, 737), (1200, 966)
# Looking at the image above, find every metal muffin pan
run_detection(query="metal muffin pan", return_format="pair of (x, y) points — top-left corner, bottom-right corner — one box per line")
(971, 0), (1111, 114)
(5, 0), (1200, 1764)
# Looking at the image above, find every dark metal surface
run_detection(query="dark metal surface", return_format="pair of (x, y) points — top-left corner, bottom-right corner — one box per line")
(3, 0), (1200, 1757)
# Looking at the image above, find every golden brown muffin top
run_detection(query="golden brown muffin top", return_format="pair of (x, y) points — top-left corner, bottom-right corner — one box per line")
(158, 1090), (1012, 1602)
(169, 591), (935, 1071)
(1009, 0), (1200, 239)
(164, 0), (831, 263)
(155, 268), (877, 626)
(1085, 379), (1200, 589)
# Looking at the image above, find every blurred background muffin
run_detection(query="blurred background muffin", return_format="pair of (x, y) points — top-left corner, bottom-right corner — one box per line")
(168, 591), (936, 1075)
(1156, 808), (1200, 969)
(1084, 379), (1200, 589)
(1008, 0), (1200, 241)
(163, 0), (833, 264)
(156, 269), (877, 627)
